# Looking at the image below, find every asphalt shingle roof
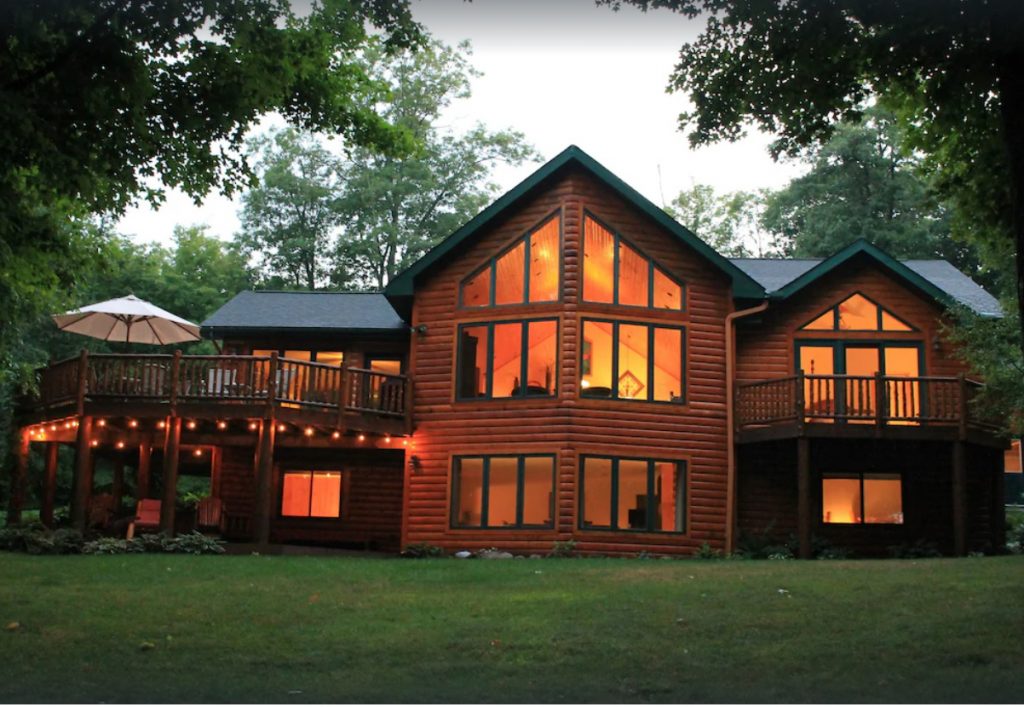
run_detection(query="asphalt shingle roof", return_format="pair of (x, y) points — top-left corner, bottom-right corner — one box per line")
(201, 291), (408, 336)
(729, 257), (1002, 317)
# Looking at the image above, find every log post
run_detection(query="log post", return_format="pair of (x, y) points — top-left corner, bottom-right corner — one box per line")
(957, 373), (969, 440)
(952, 440), (967, 556)
(6, 428), (30, 526)
(76, 349), (88, 415)
(874, 371), (885, 430)
(40, 441), (59, 527)
(992, 454), (1006, 550)
(169, 351), (182, 415)
(252, 417), (277, 546)
(795, 372), (805, 433)
(70, 415), (94, 532)
(265, 352), (279, 417)
(797, 437), (812, 560)
(159, 417), (182, 534)
(136, 436), (152, 500)
(336, 365), (350, 430)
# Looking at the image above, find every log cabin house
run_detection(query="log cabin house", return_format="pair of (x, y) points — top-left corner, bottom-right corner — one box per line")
(12, 146), (1008, 558)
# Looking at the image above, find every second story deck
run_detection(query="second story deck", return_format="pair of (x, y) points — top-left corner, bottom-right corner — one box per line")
(27, 351), (411, 437)
(736, 372), (1003, 447)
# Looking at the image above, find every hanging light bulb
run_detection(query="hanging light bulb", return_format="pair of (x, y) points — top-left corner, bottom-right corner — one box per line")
(331, 431), (341, 440)
(217, 420), (228, 430)
(304, 427), (314, 437)
(248, 421), (258, 431)
(186, 420), (197, 431)
(128, 419), (138, 428)
(357, 433), (366, 442)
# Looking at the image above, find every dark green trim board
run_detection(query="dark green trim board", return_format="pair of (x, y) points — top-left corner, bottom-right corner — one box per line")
(384, 145), (764, 318)
(771, 240), (958, 311)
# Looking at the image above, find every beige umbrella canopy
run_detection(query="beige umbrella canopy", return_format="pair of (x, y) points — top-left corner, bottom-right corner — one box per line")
(53, 294), (200, 345)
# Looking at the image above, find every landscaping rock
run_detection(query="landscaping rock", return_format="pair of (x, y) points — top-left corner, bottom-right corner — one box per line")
(454, 550), (473, 559)
(477, 549), (513, 560)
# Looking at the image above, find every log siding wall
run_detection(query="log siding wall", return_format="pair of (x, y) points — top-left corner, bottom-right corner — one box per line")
(405, 167), (734, 556)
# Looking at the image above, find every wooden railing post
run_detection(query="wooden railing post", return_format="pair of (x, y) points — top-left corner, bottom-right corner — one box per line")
(957, 373), (968, 440)
(795, 371), (805, 432)
(169, 350), (182, 415)
(76, 349), (88, 415)
(266, 352), (279, 417)
(874, 371), (885, 430)
(337, 365), (352, 429)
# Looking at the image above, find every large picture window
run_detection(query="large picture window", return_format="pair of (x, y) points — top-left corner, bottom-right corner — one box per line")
(451, 455), (556, 529)
(582, 214), (684, 310)
(459, 213), (561, 308)
(801, 293), (913, 332)
(281, 471), (342, 518)
(822, 472), (903, 524)
(457, 319), (558, 399)
(580, 319), (684, 403)
(579, 456), (686, 533)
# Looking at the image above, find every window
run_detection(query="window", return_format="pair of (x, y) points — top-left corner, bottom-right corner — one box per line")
(579, 456), (686, 532)
(457, 319), (558, 399)
(451, 455), (556, 529)
(822, 472), (903, 524)
(281, 471), (342, 518)
(460, 213), (561, 308)
(582, 214), (684, 310)
(800, 293), (913, 332)
(580, 319), (684, 403)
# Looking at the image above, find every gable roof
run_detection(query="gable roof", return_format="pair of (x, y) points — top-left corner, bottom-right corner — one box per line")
(201, 291), (408, 338)
(730, 241), (1001, 317)
(384, 145), (764, 316)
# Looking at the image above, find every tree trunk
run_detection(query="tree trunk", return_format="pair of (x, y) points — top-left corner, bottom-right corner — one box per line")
(996, 50), (1024, 353)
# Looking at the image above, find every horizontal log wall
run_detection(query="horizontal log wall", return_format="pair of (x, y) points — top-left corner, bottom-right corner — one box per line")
(406, 166), (733, 556)
(735, 260), (969, 385)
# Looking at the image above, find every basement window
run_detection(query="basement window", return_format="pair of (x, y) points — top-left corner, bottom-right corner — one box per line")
(822, 472), (903, 524)
(281, 471), (342, 518)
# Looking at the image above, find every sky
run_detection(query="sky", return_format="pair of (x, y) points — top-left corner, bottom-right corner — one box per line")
(116, 0), (806, 245)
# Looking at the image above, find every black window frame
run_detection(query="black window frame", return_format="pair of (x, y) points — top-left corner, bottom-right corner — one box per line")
(578, 455), (687, 533)
(450, 454), (557, 530)
(278, 469), (345, 520)
(456, 317), (560, 400)
(582, 211), (686, 312)
(579, 318), (686, 404)
(821, 471), (904, 526)
(458, 210), (563, 309)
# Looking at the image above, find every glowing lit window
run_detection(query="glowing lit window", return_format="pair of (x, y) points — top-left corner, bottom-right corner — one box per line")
(1005, 440), (1022, 474)
(582, 213), (684, 310)
(580, 456), (686, 532)
(800, 294), (913, 332)
(451, 455), (555, 529)
(459, 213), (561, 308)
(281, 471), (342, 518)
(822, 472), (902, 524)
(456, 319), (558, 400)
(580, 319), (684, 403)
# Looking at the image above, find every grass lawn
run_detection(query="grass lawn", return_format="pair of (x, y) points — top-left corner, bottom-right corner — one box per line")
(0, 554), (1022, 703)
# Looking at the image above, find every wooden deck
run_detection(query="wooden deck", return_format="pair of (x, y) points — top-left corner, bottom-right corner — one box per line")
(735, 372), (1004, 447)
(24, 351), (412, 437)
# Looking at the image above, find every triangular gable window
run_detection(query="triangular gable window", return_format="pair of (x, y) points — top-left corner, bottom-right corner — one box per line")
(799, 293), (914, 332)
(460, 212), (561, 308)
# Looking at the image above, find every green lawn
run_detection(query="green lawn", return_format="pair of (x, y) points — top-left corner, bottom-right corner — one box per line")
(0, 554), (1022, 703)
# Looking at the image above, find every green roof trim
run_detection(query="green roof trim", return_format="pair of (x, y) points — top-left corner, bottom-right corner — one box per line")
(384, 145), (765, 303)
(769, 239), (957, 309)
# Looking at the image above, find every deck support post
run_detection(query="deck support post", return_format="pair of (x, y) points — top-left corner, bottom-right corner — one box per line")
(6, 428), (30, 526)
(797, 437), (812, 560)
(253, 418), (276, 546)
(136, 436), (152, 500)
(952, 440), (968, 556)
(71, 416), (94, 533)
(40, 442), (59, 527)
(991, 453), (1006, 550)
(160, 416), (181, 534)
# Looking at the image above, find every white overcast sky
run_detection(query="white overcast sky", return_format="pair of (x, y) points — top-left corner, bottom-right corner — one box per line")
(117, 0), (806, 245)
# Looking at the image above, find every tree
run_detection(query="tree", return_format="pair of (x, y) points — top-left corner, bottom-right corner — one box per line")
(667, 184), (775, 257)
(760, 110), (987, 283)
(331, 38), (540, 288)
(599, 0), (1024, 346)
(237, 129), (347, 290)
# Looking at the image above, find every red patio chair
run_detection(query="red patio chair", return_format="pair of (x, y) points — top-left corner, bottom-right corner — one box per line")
(126, 499), (161, 539)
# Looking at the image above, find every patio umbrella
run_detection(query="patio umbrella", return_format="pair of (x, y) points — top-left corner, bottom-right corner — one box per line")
(53, 294), (201, 345)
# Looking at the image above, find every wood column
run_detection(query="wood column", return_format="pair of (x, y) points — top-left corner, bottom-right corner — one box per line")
(952, 441), (967, 557)
(160, 417), (182, 534)
(40, 442), (59, 527)
(253, 418), (276, 545)
(991, 453), (1006, 550)
(6, 428), (30, 526)
(797, 437), (812, 560)
(70, 415), (94, 533)
(136, 436), (152, 500)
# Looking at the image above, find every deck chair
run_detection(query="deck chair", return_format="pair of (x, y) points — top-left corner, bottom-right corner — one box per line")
(195, 497), (225, 535)
(126, 499), (162, 539)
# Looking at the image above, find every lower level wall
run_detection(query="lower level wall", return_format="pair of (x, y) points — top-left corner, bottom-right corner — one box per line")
(737, 439), (1005, 557)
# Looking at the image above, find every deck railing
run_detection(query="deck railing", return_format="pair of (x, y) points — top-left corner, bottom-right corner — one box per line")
(736, 371), (996, 434)
(34, 351), (410, 424)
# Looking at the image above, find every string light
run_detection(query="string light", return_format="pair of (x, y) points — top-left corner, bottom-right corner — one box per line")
(331, 431), (341, 440)
(277, 424), (286, 433)
(49, 424), (57, 432)
(116, 441), (125, 450)
(97, 419), (107, 427)
(71, 420), (78, 428)
(303, 427), (314, 437)
(157, 420), (166, 430)
(186, 420), (197, 431)
(193, 448), (203, 457)
(357, 434), (366, 442)
(217, 421), (228, 430)
(384, 435), (391, 444)
(64, 421), (73, 430)
(248, 421), (258, 431)
(402, 439), (409, 447)
(128, 419), (138, 428)
(90, 440), (99, 447)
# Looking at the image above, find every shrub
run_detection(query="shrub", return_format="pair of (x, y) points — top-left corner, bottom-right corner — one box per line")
(694, 542), (722, 559)
(400, 542), (445, 558)
(82, 537), (143, 555)
(166, 531), (225, 555)
(550, 539), (577, 558)
(134, 532), (172, 553)
(889, 539), (942, 559)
